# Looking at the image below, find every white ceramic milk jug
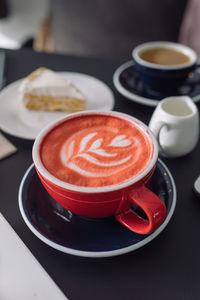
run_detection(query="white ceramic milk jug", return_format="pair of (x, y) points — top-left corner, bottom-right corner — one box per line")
(149, 96), (199, 157)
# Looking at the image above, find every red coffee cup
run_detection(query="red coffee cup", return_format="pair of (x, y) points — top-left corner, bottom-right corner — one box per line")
(32, 111), (167, 234)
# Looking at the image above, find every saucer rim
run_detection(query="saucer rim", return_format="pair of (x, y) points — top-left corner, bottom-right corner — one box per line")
(113, 60), (200, 107)
(18, 159), (176, 258)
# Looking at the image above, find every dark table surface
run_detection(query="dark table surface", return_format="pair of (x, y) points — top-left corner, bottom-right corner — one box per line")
(1, 49), (200, 300)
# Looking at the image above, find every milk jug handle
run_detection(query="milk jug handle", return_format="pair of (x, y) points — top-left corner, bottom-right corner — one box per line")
(149, 121), (169, 149)
(150, 120), (167, 139)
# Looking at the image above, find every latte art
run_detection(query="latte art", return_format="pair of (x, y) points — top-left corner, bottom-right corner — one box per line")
(60, 128), (141, 178)
(40, 114), (153, 187)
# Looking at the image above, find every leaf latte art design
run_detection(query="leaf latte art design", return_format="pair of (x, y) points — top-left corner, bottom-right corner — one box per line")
(41, 115), (153, 187)
(60, 127), (142, 178)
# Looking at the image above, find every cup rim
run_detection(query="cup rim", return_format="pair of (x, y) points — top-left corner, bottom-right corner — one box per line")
(132, 41), (198, 70)
(159, 96), (198, 119)
(32, 111), (158, 193)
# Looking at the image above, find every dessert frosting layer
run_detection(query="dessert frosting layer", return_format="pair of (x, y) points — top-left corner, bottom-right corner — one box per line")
(19, 68), (85, 99)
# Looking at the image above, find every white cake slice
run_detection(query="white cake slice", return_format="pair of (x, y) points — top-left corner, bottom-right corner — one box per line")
(19, 67), (86, 112)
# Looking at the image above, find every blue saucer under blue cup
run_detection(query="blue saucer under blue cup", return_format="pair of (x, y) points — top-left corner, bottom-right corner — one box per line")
(132, 41), (198, 93)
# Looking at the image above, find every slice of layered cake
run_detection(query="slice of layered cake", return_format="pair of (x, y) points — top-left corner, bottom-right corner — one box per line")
(19, 67), (86, 112)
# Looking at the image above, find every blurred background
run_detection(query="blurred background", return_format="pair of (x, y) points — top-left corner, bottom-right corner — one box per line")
(0, 0), (198, 60)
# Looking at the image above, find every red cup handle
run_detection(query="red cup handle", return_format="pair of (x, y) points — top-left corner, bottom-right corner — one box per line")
(115, 186), (167, 234)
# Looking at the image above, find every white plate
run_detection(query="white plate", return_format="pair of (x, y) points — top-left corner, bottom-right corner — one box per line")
(0, 72), (114, 140)
(0, 213), (68, 300)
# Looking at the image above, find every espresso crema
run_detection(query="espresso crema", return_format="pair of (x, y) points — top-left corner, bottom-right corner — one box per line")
(40, 114), (154, 187)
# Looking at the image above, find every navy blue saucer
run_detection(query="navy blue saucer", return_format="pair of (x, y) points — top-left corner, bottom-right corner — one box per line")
(18, 159), (176, 257)
(113, 61), (200, 107)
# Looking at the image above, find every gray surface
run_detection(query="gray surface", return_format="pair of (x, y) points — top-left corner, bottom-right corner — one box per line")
(51, 0), (188, 59)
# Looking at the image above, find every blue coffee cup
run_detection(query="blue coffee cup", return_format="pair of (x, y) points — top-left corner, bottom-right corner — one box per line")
(132, 41), (198, 92)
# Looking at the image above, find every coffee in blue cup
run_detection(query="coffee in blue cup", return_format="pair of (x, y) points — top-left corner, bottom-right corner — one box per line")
(132, 41), (198, 92)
